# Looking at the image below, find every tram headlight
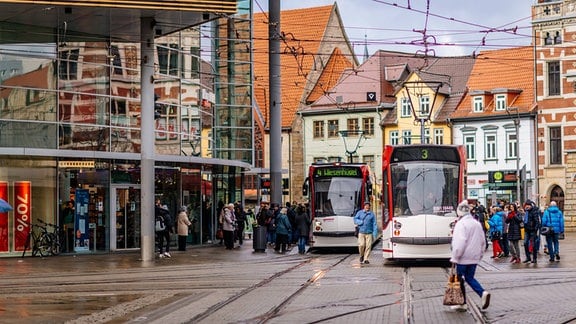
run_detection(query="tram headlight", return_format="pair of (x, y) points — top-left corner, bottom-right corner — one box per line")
(315, 220), (322, 232)
(393, 220), (402, 230)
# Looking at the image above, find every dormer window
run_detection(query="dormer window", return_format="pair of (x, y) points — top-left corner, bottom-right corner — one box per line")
(495, 94), (507, 111)
(473, 96), (484, 112)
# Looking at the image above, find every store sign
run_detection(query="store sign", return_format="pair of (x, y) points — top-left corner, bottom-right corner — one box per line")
(0, 181), (8, 252)
(0, 0), (238, 13)
(488, 170), (517, 183)
(59, 161), (95, 168)
(13, 181), (31, 252)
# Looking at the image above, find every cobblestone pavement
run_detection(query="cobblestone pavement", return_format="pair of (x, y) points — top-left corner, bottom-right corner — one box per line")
(0, 235), (574, 323)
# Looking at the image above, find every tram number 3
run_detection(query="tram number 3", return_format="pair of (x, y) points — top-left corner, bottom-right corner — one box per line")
(421, 149), (429, 160)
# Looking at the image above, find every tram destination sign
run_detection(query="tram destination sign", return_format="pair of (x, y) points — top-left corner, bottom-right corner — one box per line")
(314, 167), (361, 178)
(391, 146), (461, 163)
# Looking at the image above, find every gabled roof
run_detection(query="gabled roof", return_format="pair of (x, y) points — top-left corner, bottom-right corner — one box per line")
(451, 46), (535, 120)
(253, 4), (354, 128)
(306, 47), (354, 104)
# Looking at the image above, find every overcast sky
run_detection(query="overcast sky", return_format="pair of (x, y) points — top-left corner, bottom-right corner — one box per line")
(253, 0), (533, 57)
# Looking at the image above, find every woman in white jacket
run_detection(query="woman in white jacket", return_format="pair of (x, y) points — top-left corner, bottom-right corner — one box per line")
(449, 200), (491, 311)
(177, 206), (192, 251)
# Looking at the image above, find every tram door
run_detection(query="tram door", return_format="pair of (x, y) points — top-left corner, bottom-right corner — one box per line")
(110, 185), (140, 250)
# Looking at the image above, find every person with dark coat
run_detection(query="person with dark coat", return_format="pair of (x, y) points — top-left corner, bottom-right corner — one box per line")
(522, 199), (541, 263)
(294, 204), (311, 254)
(155, 199), (174, 258)
(234, 203), (248, 246)
(505, 203), (523, 263)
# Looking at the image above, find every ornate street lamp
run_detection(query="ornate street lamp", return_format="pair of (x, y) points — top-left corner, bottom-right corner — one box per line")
(402, 80), (443, 144)
(339, 130), (365, 163)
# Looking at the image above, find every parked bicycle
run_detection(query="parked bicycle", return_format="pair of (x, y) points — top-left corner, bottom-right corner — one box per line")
(21, 222), (52, 257)
(37, 219), (65, 256)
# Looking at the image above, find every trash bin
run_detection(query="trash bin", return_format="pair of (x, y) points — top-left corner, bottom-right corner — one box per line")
(253, 225), (267, 252)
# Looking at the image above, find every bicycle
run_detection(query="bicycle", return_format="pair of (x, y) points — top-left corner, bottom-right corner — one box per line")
(21, 222), (52, 257)
(37, 219), (65, 256)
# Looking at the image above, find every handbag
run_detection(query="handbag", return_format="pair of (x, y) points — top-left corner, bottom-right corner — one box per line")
(541, 226), (553, 236)
(558, 232), (565, 240)
(155, 216), (166, 232)
(216, 228), (224, 239)
(354, 226), (359, 238)
(443, 265), (465, 306)
(491, 231), (501, 240)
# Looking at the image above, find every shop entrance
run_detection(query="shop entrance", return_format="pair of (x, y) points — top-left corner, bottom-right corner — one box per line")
(110, 185), (140, 250)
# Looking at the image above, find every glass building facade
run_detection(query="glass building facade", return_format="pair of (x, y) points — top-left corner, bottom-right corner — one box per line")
(0, 1), (253, 256)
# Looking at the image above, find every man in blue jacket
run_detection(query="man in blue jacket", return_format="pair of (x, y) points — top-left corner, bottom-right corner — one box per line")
(353, 202), (378, 264)
(542, 201), (565, 262)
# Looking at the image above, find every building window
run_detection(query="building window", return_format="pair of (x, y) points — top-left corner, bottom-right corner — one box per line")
(328, 156), (340, 163)
(464, 135), (476, 161)
(313, 120), (324, 139)
(506, 132), (517, 159)
(424, 128), (431, 144)
(495, 94), (506, 111)
(363, 155), (375, 171)
(402, 130), (412, 145)
(473, 96), (483, 112)
(544, 31), (562, 45)
(548, 61), (560, 96)
(390, 130), (399, 145)
(485, 133), (497, 160)
(434, 128), (444, 144)
(401, 98), (412, 117)
(327, 120), (339, 137)
(362, 117), (374, 136)
(550, 126), (562, 165)
(157, 43), (181, 76)
(419, 95), (430, 116)
(347, 118), (359, 134)
(59, 49), (79, 80)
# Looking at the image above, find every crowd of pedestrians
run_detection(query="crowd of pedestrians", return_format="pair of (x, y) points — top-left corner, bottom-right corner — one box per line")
(471, 198), (565, 265)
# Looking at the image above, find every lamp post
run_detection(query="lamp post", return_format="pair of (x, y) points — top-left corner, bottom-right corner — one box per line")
(506, 106), (521, 202)
(339, 130), (365, 163)
(402, 80), (442, 144)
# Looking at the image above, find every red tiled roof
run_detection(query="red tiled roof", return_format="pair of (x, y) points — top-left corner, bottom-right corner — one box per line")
(253, 4), (352, 128)
(451, 46), (535, 119)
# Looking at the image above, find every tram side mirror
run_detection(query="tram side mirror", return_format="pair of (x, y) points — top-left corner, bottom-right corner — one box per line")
(367, 181), (373, 196)
(302, 177), (309, 196)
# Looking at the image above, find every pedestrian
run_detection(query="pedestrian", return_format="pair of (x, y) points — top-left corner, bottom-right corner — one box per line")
(487, 207), (504, 258)
(522, 199), (541, 263)
(235, 203), (247, 246)
(472, 204), (488, 249)
(449, 200), (491, 311)
(505, 203), (523, 263)
(245, 208), (256, 239)
(353, 202), (378, 264)
(500, 204), (510, 257)
(274, 207), (292, 253)
(176, 206), (192, 251)
(266, 203), (279, 247)
(222, 203), (236, 250)
(286, 202), (298, 248)
(541, 201), (565, 262)
(155, 200), (173, 258)
(294, 203), (311, 254)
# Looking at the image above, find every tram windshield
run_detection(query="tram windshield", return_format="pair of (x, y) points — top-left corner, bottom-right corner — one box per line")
(390, 162), (460, 216)
(313, 177), (362, 217)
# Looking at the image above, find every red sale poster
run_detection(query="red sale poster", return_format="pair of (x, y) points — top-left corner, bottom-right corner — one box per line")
(13, 181), (31, 252)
